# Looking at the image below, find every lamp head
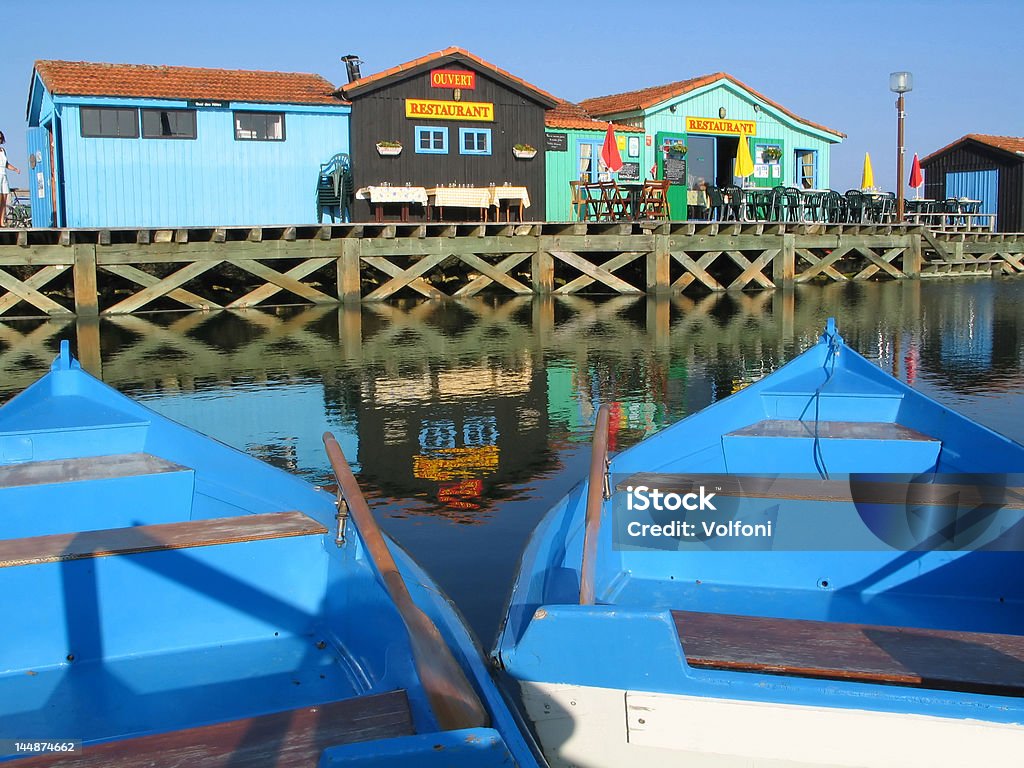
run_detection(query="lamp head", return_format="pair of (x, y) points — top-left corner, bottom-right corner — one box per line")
(889, 71), (913, 94)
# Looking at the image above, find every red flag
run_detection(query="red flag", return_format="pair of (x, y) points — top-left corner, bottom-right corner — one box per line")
(600, 123), (623, 173)
(909, 153), (923, 189)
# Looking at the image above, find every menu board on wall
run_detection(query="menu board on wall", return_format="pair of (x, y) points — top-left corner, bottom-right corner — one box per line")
(545, 132), (568, 152)
(617, 162), (640, 182)
(664, 157), (687, 185)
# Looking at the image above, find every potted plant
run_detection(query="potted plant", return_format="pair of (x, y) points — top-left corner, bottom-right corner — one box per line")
(665, 141), (687, 158)
(513, 143), (537, 159)
(762, 146), (782, 163)
(376, 141), (402, 157)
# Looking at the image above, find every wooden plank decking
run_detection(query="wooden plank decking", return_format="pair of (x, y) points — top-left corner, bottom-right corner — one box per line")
(9, 690), (414, 767)
(673, 610), (1024, 696)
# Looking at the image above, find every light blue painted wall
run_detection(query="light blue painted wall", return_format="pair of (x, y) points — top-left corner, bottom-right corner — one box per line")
(54, 97), (349, 227)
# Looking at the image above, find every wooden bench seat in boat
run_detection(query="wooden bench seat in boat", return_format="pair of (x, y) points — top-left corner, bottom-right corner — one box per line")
(0, 511), (327, 568)
(726, 420), (935, 441)
(617, 472), (1024, 509)
(0, 453), (187, 489)
(673, 610), (1024, 696)
(9, 689), (414, 767)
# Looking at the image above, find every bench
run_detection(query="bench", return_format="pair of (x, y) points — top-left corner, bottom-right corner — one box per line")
(9, 690), (413, 767)
(0, 511), (327, 569)
(673, 610), (1024, 696)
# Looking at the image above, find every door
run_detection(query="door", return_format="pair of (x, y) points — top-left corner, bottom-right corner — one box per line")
(655, 131), (688, 219)
(26, 125), (54, 227)
(686, 135), (715, 188)
(946, 169), (998, 226)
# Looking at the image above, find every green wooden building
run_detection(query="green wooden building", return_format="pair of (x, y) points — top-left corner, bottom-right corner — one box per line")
(544, 101), (644, 221)
(577, 73), (845, 218)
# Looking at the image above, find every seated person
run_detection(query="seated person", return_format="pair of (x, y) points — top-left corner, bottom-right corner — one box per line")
(689, 179), (710, 220)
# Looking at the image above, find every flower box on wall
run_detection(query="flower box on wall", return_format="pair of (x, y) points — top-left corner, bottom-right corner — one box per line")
(513, 144), (537, 160)
(376, 142), (403, 157)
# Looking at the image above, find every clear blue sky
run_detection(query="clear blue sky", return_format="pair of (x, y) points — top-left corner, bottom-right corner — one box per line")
(3, 0), (1021, 194)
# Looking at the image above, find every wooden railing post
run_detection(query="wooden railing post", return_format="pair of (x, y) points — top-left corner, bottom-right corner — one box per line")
(322, 432), (488, 731)
(579, 404), (611, 605)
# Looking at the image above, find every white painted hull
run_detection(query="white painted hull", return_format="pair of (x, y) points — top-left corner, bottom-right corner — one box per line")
(520, 680), (1024, 768)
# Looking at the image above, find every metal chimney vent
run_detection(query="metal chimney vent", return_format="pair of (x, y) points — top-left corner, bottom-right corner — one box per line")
(341, 55), (363, 84)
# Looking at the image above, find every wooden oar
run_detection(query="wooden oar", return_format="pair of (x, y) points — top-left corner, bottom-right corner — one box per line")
(322, 432), (489, 731)
(579, 404), (611, 605)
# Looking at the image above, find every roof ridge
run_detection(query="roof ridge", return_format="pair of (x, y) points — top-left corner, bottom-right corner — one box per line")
(35, 59), (330, 80)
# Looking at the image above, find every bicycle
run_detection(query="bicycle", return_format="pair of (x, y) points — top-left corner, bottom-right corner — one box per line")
(5, 188), (31, 228)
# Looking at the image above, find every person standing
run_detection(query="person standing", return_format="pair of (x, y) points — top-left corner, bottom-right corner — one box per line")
(0, 132), (21, 227)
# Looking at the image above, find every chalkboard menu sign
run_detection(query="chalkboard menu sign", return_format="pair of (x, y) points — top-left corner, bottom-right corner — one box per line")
(617, 162), (640, 182)
(545, 132), (568, 152)
(664, 156), (687, 185)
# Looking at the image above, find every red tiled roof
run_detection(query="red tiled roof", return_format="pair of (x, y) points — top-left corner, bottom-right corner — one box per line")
(581, 72), (845, 139)
(341, 47), (558, 107)
(922, 134), (1024, 164)
(545, 100), (643, 132)
(34, 60), (345, 106)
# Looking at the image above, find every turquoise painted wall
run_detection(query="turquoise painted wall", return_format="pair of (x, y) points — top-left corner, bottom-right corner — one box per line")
(639, 81), (838, 191)
(544, 127), (645, 221)
(51, 96), (349, 227)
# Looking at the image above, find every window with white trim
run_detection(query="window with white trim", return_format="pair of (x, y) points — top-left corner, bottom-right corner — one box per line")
(234, 111), (285, 141)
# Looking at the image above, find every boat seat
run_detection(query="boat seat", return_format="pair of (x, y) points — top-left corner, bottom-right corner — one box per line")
(721, 419), (942, 473)
(0, 453), (185, 490)
(673, 610), (1024, 696)
(0, 511), (327, 569)
(8, 689), (414, 767)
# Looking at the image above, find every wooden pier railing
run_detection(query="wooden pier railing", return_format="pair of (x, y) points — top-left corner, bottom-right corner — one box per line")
(0, 222), (1020, 317)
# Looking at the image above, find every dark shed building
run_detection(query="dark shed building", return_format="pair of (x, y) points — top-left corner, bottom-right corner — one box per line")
(339, 47), (558, 222)
(920, 134), (1024, 233)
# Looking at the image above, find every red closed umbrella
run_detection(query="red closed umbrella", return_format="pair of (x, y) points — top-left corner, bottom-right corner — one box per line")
(909, 153), (923, 193)
(600, 123), (623, 174)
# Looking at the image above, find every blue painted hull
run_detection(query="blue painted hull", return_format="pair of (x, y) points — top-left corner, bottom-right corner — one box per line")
(0, 344), (541, 767)
(495, 321), (1024, 766)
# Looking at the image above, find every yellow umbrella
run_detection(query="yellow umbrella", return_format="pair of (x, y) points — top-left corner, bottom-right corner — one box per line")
(735, 138), (754, 180)
(861, 152), (875, 190)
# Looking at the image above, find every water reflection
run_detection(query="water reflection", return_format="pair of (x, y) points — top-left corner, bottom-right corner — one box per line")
(1, 279), (1022, 640)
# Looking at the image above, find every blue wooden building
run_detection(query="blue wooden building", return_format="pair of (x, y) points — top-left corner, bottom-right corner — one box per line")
(26, 60), (351, 228)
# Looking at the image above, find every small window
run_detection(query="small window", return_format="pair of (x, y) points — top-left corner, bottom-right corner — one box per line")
(459, 128), (490, 155)
(234, 111), (285, 141)
(80, 107), (139, 138)
(415, 126), (448, 154)
(142, 109), (197, 140)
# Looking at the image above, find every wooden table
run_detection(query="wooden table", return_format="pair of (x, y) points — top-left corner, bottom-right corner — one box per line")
(355, 186), (428, 222)
(489, 186), (531, 222)
(426, 187), (494, 221)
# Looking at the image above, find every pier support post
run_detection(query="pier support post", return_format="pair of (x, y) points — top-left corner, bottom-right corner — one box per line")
(532, 241), (554, 294)
(774, 234), (795, 287)
(338, 239), (362, 302)
(647, 235), (671, 294)
(72, 243), (99, 317)
(905, 232), (922, 278)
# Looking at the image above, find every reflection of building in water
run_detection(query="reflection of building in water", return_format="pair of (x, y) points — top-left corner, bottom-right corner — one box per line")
(545, 358), (691, 445)
(355, 357), (553, 521)
(138, 382), (358, 480)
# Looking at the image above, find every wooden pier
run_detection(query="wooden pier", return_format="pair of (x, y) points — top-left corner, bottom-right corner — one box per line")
(0, 222), (1020, 317)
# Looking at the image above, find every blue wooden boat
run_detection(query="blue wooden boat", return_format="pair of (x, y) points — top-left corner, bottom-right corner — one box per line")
(0, 342), (542, 767)
(495, 320), (1024, 768)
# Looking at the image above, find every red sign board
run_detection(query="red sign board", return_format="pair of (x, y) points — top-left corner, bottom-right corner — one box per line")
(430, 69), (476, 90)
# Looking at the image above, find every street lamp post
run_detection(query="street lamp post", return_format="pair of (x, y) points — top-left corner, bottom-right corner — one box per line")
(889, 71), (913, 223)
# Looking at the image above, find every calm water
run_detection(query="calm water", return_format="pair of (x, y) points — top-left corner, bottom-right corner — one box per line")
(2, 279), (1023, 644)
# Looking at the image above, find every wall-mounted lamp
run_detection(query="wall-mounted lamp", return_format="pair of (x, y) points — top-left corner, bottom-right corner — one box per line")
(669, 104), (677, 113)
(753, 104), (761, 113)
(718, 107), (727, 119)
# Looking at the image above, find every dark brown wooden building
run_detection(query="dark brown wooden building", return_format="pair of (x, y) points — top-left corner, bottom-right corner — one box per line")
(339, 47), (558, 222)
(920, 134), (1024, 233)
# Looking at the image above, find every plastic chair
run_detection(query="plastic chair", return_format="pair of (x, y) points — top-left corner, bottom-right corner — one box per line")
(844, 190), (866, 224)
(801, 191), (824, 223)
(316, 153), (352, 223)
(707, 187), (728, 221)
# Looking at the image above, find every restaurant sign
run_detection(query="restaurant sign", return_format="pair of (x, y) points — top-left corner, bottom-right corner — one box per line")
(685, 117), (756, 136)
(405, 99), (494, 121)
(430, 69), (476, 90)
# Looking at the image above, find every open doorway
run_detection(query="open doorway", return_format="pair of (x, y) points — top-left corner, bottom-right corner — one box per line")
(715, 136), (738, 187)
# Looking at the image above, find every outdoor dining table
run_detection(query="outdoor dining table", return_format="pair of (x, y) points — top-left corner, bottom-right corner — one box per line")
(355, 185), (429, 222)
(426, 187), (493, 221)
(489, 185), (531, 221)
